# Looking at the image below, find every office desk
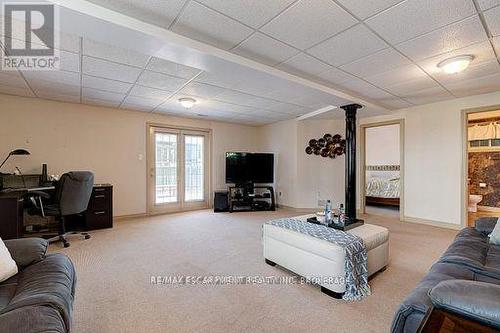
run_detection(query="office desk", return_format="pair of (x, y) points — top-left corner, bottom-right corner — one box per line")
(0, 184), (113, 240)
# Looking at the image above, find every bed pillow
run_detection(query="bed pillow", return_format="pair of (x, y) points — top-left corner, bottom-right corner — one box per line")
(0, 237), (18, 282)
(489, 218), (500, 246)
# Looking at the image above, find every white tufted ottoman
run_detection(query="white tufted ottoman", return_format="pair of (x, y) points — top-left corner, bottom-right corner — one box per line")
(263, 215), (389, 298)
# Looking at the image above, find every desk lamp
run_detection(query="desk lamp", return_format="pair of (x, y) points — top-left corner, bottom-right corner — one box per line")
(0, 149), (30, 171)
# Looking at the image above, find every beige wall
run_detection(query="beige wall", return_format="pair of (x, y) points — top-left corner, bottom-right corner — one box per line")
(365, 124), (400, 166)
(260, 91), (500, 229)
(257, 119), (299, 208)
(361, 91), (500, 227)
(0, 94), (259, 216)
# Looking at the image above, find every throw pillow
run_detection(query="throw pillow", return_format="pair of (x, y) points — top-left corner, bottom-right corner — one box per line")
(489, 218), (500, 246)
(0, 238), (18, 282)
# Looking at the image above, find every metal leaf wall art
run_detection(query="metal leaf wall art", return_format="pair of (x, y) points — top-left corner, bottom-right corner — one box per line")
(305, 133), (346, 159)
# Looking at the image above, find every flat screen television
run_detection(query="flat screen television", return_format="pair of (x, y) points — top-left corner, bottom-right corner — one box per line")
(226, 152), (274, 184)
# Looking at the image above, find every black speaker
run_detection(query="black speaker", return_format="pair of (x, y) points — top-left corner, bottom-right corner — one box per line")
(214, 191), (229, 212)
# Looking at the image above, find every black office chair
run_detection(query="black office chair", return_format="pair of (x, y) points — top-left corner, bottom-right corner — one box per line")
(28, 171), (94, 248)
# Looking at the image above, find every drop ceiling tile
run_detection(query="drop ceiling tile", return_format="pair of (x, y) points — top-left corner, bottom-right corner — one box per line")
(365, 64), (431, 87)
(478, 0), (500, 10)
(86, 0), (188, 29)
(401, 86), (454, 105)
(260, 0), (357, 50)
(261, 100), (302, 113)
(82, 87), (125, 102)
(83, 97), (121, 108)
(23, 70), (80, 86)
(215, 90), (275, 108)
(171, 1), (254, 50)
(83, 39), (150, 67)
(31, 80), (81, 97)
(418, 41), (498, 82)
(372, 97), (412, 109)
(484, 6), (500, 36)
(0, 72), (27, 88)
(129, 85), (172, 100)
(121, 95), (163, 111)
(137, 71), (187, 91)
(308, 24), (388, 66)
(146, 57), (201, 79)
(179, 82), (225, 98)
(442, 72), (500, 97)
(82, 75), (132, 94)
(0, 84), (34, 97)
(232, 33), (299, 66)
(36, 91), (81, 104)
(59, 50), (80, 72)
(383, 76), (440, 96)
(194, 70), (244, 89)
(337, 78), (395, 99)
(196, 0), (296, 28)
(396, 16), (488, 62)
(313, 67), (357, 86)
(365, 0), (476, 44)
(82, 56), (143, 83)
(340, 48), (411, 77)
(276, 53), (332, 78)
(335, 0), (404, 20)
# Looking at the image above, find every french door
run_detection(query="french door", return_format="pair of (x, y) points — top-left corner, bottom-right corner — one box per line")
(148, 126), (210, 214)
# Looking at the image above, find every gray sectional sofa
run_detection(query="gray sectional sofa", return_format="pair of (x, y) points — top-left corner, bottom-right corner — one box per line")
(0, 238), (76, 332)
(391, 217), (500, 332)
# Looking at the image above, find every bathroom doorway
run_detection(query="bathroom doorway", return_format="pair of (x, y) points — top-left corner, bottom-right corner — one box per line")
(360, 120), (404, 220)
(465, 109), (500, 226)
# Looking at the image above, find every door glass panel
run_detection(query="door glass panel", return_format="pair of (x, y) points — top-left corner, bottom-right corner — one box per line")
(184, 135), (204, 201)
(155, 133), (177, 204)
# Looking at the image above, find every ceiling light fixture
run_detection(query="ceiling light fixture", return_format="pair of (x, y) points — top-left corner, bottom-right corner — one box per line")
(178, 97), (196, 108)
(437, 55), (474, 74)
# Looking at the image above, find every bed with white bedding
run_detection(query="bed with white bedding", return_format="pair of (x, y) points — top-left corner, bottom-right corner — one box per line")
(365, 166), (400, 207)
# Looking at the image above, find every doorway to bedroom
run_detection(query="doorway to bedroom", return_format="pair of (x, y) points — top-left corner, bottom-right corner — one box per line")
(360, 121), (404, 219)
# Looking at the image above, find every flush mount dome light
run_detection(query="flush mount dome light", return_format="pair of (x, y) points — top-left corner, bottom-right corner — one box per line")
(437, 55), (474, 74)
(178, 97), (196, 108)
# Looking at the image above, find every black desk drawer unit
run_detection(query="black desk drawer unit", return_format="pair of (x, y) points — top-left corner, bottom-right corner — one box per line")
(85, 185), (113, 230)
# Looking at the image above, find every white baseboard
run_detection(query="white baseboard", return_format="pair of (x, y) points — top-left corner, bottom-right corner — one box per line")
(402, 216), (463, 230)
(114, 213), (148, 221)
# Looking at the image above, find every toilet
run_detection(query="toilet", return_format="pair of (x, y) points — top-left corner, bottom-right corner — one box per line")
(468, 194), (483, 213)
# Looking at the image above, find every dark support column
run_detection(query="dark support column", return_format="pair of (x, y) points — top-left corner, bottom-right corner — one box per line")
(340, 103), (363, 226)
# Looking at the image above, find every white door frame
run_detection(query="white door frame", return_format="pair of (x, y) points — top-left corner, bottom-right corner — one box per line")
(146, 123), (212, 215)
(461, 104), (500, 227)
(359, 119), (405, 221)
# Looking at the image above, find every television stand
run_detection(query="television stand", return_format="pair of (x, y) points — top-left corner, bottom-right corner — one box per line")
(228, 185), (275, 213)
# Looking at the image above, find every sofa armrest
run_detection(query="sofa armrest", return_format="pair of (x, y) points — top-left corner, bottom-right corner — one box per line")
(3, 238), (48, 268)
(429, 280), (500, 329)
(475, 217), (499, 235)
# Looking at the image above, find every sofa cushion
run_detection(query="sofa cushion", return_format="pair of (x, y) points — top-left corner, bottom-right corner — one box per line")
(0, 253), (76, 332)
(440, 228), (488, 268)
(0, 305), (66, 333)
(475, 217), (499, 236)
(3, 238), (48, 268)
(429, 280), (500, 329)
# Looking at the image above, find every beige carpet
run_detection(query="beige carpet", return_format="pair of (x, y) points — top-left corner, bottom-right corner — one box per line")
(50, 209), (457, 333)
